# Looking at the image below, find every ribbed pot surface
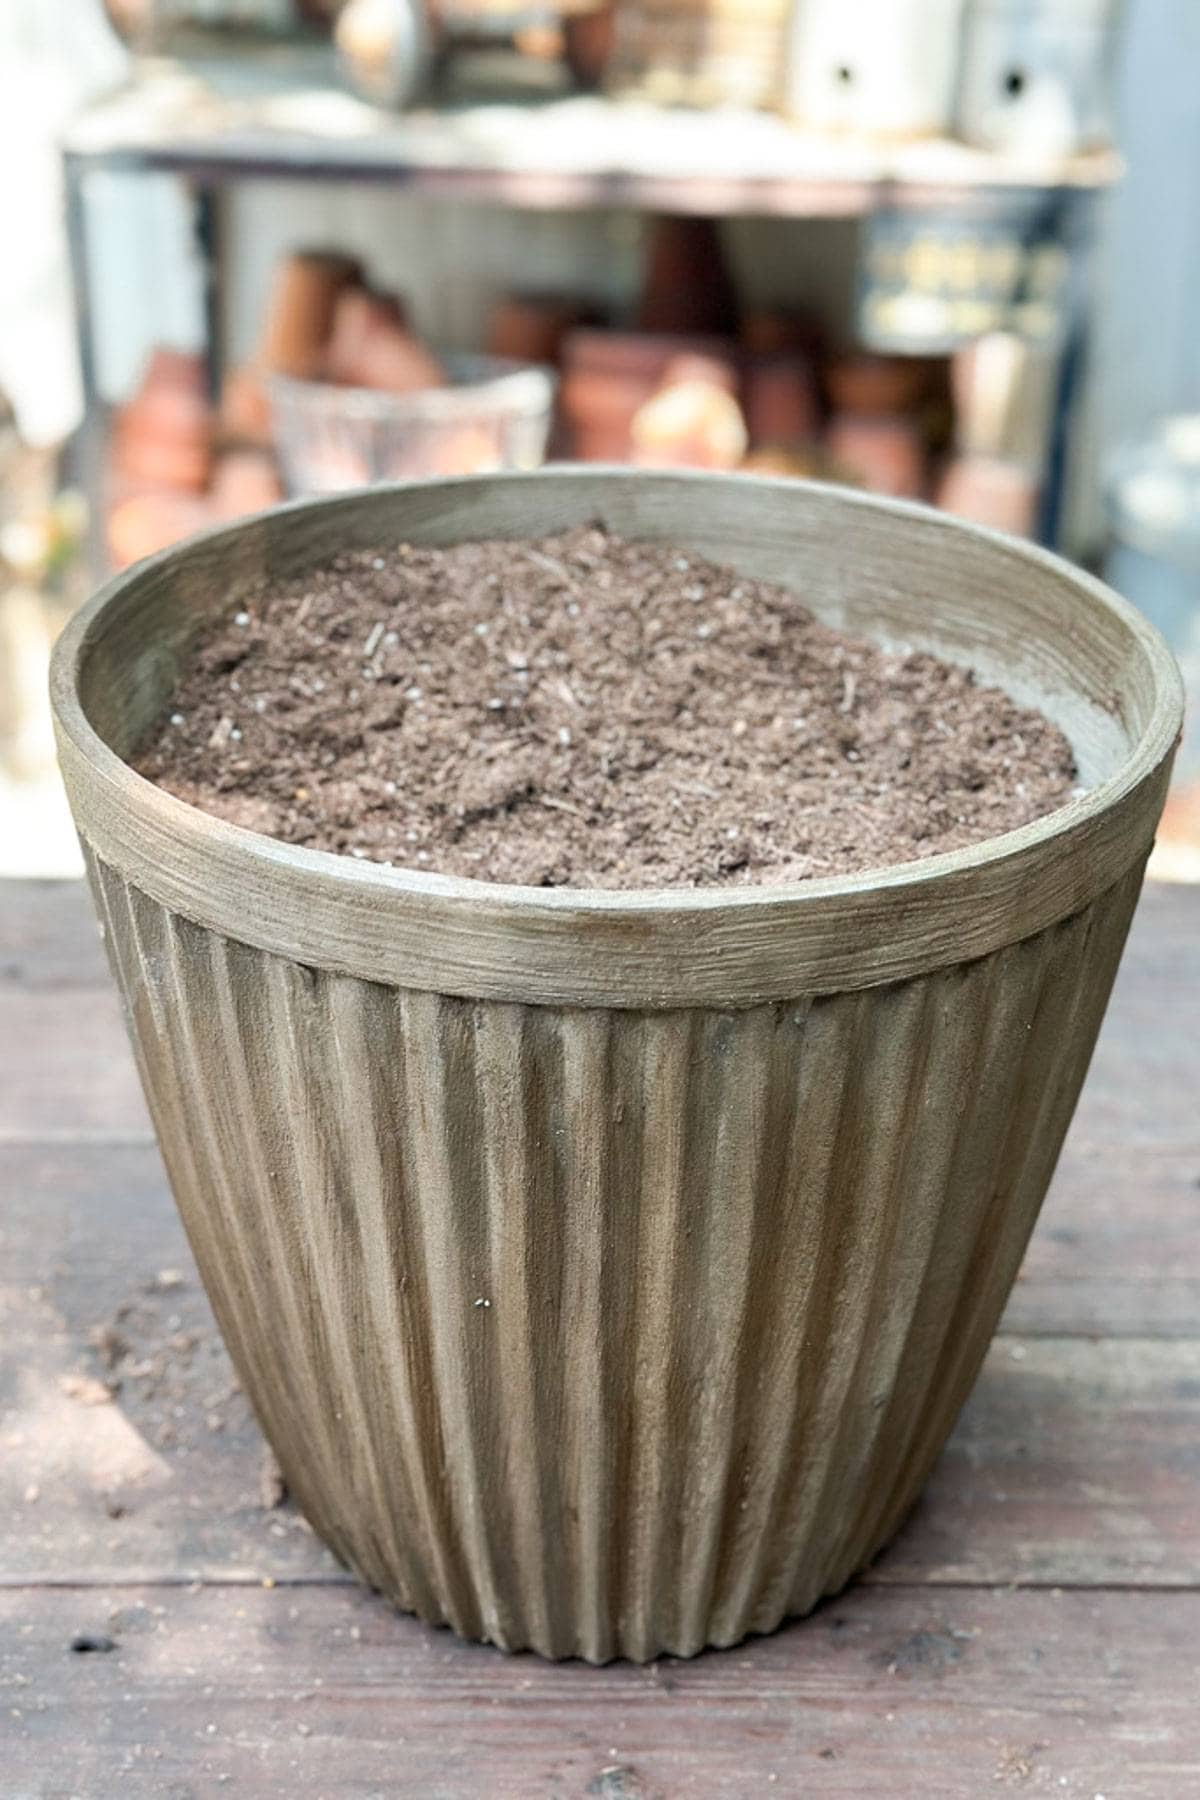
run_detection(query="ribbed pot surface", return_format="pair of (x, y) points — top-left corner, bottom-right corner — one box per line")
(87, 849), (1142, 1660)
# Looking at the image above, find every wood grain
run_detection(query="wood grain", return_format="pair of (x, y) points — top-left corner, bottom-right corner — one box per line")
(0, 1139), (337, 1586)
(875, 1335), (1200, 1588)
(1004, 1145), (1200, 1336)
(0, 988), (151, 1142)
(0, 877), (107, 989)
(4, 1583), (1198, 1798)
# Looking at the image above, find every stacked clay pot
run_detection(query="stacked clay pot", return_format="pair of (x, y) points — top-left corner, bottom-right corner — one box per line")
(630, 353), (749, 470)
(560, 330), (740, 461)
(822, 351), (933, 499)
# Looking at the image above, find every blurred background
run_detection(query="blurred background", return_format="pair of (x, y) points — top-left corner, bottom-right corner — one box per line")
(2, 0), (1197, 878)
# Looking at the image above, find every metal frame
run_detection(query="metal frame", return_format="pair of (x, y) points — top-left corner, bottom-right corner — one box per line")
(61, 74), (1115, 568)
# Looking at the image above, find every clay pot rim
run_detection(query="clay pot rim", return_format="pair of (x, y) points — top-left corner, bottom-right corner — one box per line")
(52, 468), (1182, 1008)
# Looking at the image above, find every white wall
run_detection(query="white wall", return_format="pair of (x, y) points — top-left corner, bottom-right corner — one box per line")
(1096, 0), (1200, 449)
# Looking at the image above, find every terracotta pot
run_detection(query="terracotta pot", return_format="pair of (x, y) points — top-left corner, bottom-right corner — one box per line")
(136, 346), (208, 396)
(110, 424), (212, 495)
(324, 289), (445, 393)
(211, 449), (285, 520)
(51, 471), (1181, 1664)
(294, 0), (347, 24)
(823, 351), (932, 417)
(560, 329), (737, 458)
(630, 357), (748, 470)
(219, 364), (274, 448)
(111, 349), (213, 494)
(105, 491), (215, 571)
(485, 295), (590, 368)
(935, 454), (1041, 536)
(637, 216), (740, 337)
(260, 252), (363, 380)
(563, 0), (616, 86)
(826, 412), (927, 498)
(742, 353), (822, 449)
(740, 309), (821, 358)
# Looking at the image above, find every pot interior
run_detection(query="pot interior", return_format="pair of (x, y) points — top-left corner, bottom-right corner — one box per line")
(76, 470), (1162, 800)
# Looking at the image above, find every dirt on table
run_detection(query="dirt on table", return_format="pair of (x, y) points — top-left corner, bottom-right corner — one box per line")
(134, 526), (1078, 888)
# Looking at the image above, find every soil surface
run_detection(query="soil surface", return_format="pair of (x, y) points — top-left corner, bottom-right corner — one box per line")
(134, 527), (1078, 888)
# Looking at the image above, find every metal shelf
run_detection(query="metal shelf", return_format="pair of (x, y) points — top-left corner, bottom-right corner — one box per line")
(62, 50), (1120, 569)
(63, 59), (1121, 216)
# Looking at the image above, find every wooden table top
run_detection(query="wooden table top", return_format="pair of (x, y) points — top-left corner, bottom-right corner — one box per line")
(1, 876), (1197, 1797)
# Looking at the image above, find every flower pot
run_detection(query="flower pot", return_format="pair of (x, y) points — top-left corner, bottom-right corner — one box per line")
(742, 352), (822, 449)
(636, 216), (740, 338)
(51, 470), (1181, 1664)
(210, 448), (285, 519)
(110, 347), (214, 495)
(559, 329), (738, 460)
(630, 355), (749, 470)
(485, 294), (592, 368)
(219, 363), (274, 448)
(563, 0), (616, 87)
(259, 252), (364, 381)
(268, 356), (555, 494)
(823, 350), (933, 417)
(826, 412), (928, 498)
(104, 491), (215, 570)
(935, 451), (1040, 535)
(323, 289), (445, 394)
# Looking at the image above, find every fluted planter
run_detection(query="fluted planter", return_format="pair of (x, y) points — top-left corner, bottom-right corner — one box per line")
(51, 470), (1181, 1662)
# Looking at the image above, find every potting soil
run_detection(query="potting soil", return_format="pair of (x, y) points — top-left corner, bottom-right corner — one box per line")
(134, 527), (1077, 888)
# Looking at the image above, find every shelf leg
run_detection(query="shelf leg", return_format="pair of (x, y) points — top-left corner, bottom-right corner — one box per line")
(1038, 190), (1097, 552)
(63, 152), (108, 586)
(191, 180), (223, 408)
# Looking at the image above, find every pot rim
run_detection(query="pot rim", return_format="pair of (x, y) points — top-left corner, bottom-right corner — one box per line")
(52, 468), (1183, 1007)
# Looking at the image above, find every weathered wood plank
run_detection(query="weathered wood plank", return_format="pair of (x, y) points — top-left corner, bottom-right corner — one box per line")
(1103, 879), (1200, 983)
(3, 1583), (1199, 1797)
(0, 1140), (336, 1586)
(875, 1336), (1200, 1587)
(0, 878), (107, 990)
(1070, 976), (1200, 1149)
(0, 989), (151, 1141)
(1003, 1144), (1200, 1337)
